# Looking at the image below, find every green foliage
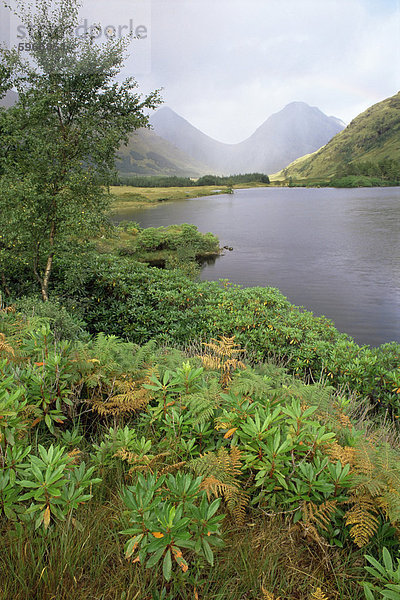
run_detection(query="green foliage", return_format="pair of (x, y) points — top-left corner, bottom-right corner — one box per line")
(363, 547), (400, 599)
(17, 445), (100, 529)
(120, 472), (224, 582)
(0, 0), (161, 301)
(0, 313), (399, 599)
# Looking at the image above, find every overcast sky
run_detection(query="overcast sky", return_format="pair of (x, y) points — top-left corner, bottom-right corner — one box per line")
(6, 0), (400, 143)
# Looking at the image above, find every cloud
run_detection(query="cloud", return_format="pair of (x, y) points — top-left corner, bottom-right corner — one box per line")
(91, 0), (400, 142)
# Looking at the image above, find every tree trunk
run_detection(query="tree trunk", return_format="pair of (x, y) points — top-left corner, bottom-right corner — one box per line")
(41, 252), (54, 302)
(33, 220), (56, 302)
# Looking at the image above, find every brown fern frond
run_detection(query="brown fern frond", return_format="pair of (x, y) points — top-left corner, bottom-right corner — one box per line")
(338, 412), (352, 430)
(190, 447), (247, 524)
(345, 493), (380, 547)
(115, 448), (170, 475)
(352, 443), (375, 476)
(67, 448), (82, 464)
(200, 336), (246, 388)
(229, 446), (243, 474)
(0, 304), (16, 314)
(302, 500), (338, 531)
(160, 461), (187, 474)
(200, 475), (248, 525)
(90, 379), (149, 417)
(324, 440), (356, 466)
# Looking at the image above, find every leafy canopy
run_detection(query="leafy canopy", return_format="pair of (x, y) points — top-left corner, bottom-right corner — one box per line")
(0, 0), (161, 300)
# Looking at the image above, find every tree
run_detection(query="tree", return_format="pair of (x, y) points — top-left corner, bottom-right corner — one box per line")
(0, 0), (161, 301)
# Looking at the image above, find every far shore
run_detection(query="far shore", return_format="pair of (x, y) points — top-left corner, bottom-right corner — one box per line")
(110, 182), (275, 211)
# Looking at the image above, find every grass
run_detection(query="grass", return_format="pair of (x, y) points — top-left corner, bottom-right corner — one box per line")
(0, 470), (366, 600)
(110, 185), (233, 211)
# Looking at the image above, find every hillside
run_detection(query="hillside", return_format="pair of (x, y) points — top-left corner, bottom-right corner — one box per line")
(279, 92), (400, 180)
(116, 127), (213, 177)
(150, 103), (345, 175)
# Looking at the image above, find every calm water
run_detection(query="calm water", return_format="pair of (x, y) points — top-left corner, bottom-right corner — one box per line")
(114, 187), (400, 347)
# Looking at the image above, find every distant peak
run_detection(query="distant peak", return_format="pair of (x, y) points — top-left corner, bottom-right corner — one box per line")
(284, 101), (310, 108)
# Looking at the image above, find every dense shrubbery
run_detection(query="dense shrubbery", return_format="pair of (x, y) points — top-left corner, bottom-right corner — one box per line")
(38, 250), (400, 419)
(1, 311), (400, 599)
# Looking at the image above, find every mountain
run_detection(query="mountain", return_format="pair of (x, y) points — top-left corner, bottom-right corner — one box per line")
(278, 92), (400, 180)
(231, 102), (345, 174)
(117, 128), (213, 177)
(150, 103), (345, 175)
(150, 107), (233, 172)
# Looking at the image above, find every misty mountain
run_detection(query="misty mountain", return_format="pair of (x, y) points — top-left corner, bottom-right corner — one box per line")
(150, 103), (345, 175)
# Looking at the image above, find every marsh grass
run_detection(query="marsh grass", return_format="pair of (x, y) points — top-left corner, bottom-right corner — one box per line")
(110, 185), (231, 211)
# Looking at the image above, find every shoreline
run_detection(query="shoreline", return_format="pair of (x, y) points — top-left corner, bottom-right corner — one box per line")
(111, 181), (400, 212)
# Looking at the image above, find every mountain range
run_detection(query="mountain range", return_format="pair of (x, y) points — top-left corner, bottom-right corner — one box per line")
(279, 92), (400, 180)
(149, 103), (345, 175)
(1, 90), (349, 177)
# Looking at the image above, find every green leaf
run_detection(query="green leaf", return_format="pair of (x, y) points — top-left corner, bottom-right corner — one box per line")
(146, 547), (165, 568)
(381, 591), (400, 600)
(202, 539), (214, 566)
(382, 547), (394, 573)
(207, 498), (221, 520)
(362, 583), (375, 600)
(162, 549), (172, 581)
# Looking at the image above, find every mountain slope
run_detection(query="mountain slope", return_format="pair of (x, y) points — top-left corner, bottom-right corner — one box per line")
(116, 127), (213, 177)
(150, 103), (345, 175)
(279, 92), (400, 180)
(150, 107), (234, 172)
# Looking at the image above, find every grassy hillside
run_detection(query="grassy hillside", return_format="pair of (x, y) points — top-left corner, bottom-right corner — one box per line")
(277, 92), (400, 181)
(117, 128), (212, 177)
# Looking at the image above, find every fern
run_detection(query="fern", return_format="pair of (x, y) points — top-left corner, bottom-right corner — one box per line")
(90, 378), (149, 417)
(324, 439), (400, 546)
(189, 447), (248, 524)
(302, 499), (338, 531)
(130, 340), (158, 377)
(114, 447), (169, 474)
(0, 333), (15, 357)
(200, 336), (246, 388)
(228, 368), (275, 401)
(345, 493), (380, 547)
(324, 440), (356, 466)
(184, 378), (221, 425)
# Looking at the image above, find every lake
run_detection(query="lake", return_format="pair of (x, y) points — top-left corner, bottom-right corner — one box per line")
(114, 187), (400, 347)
